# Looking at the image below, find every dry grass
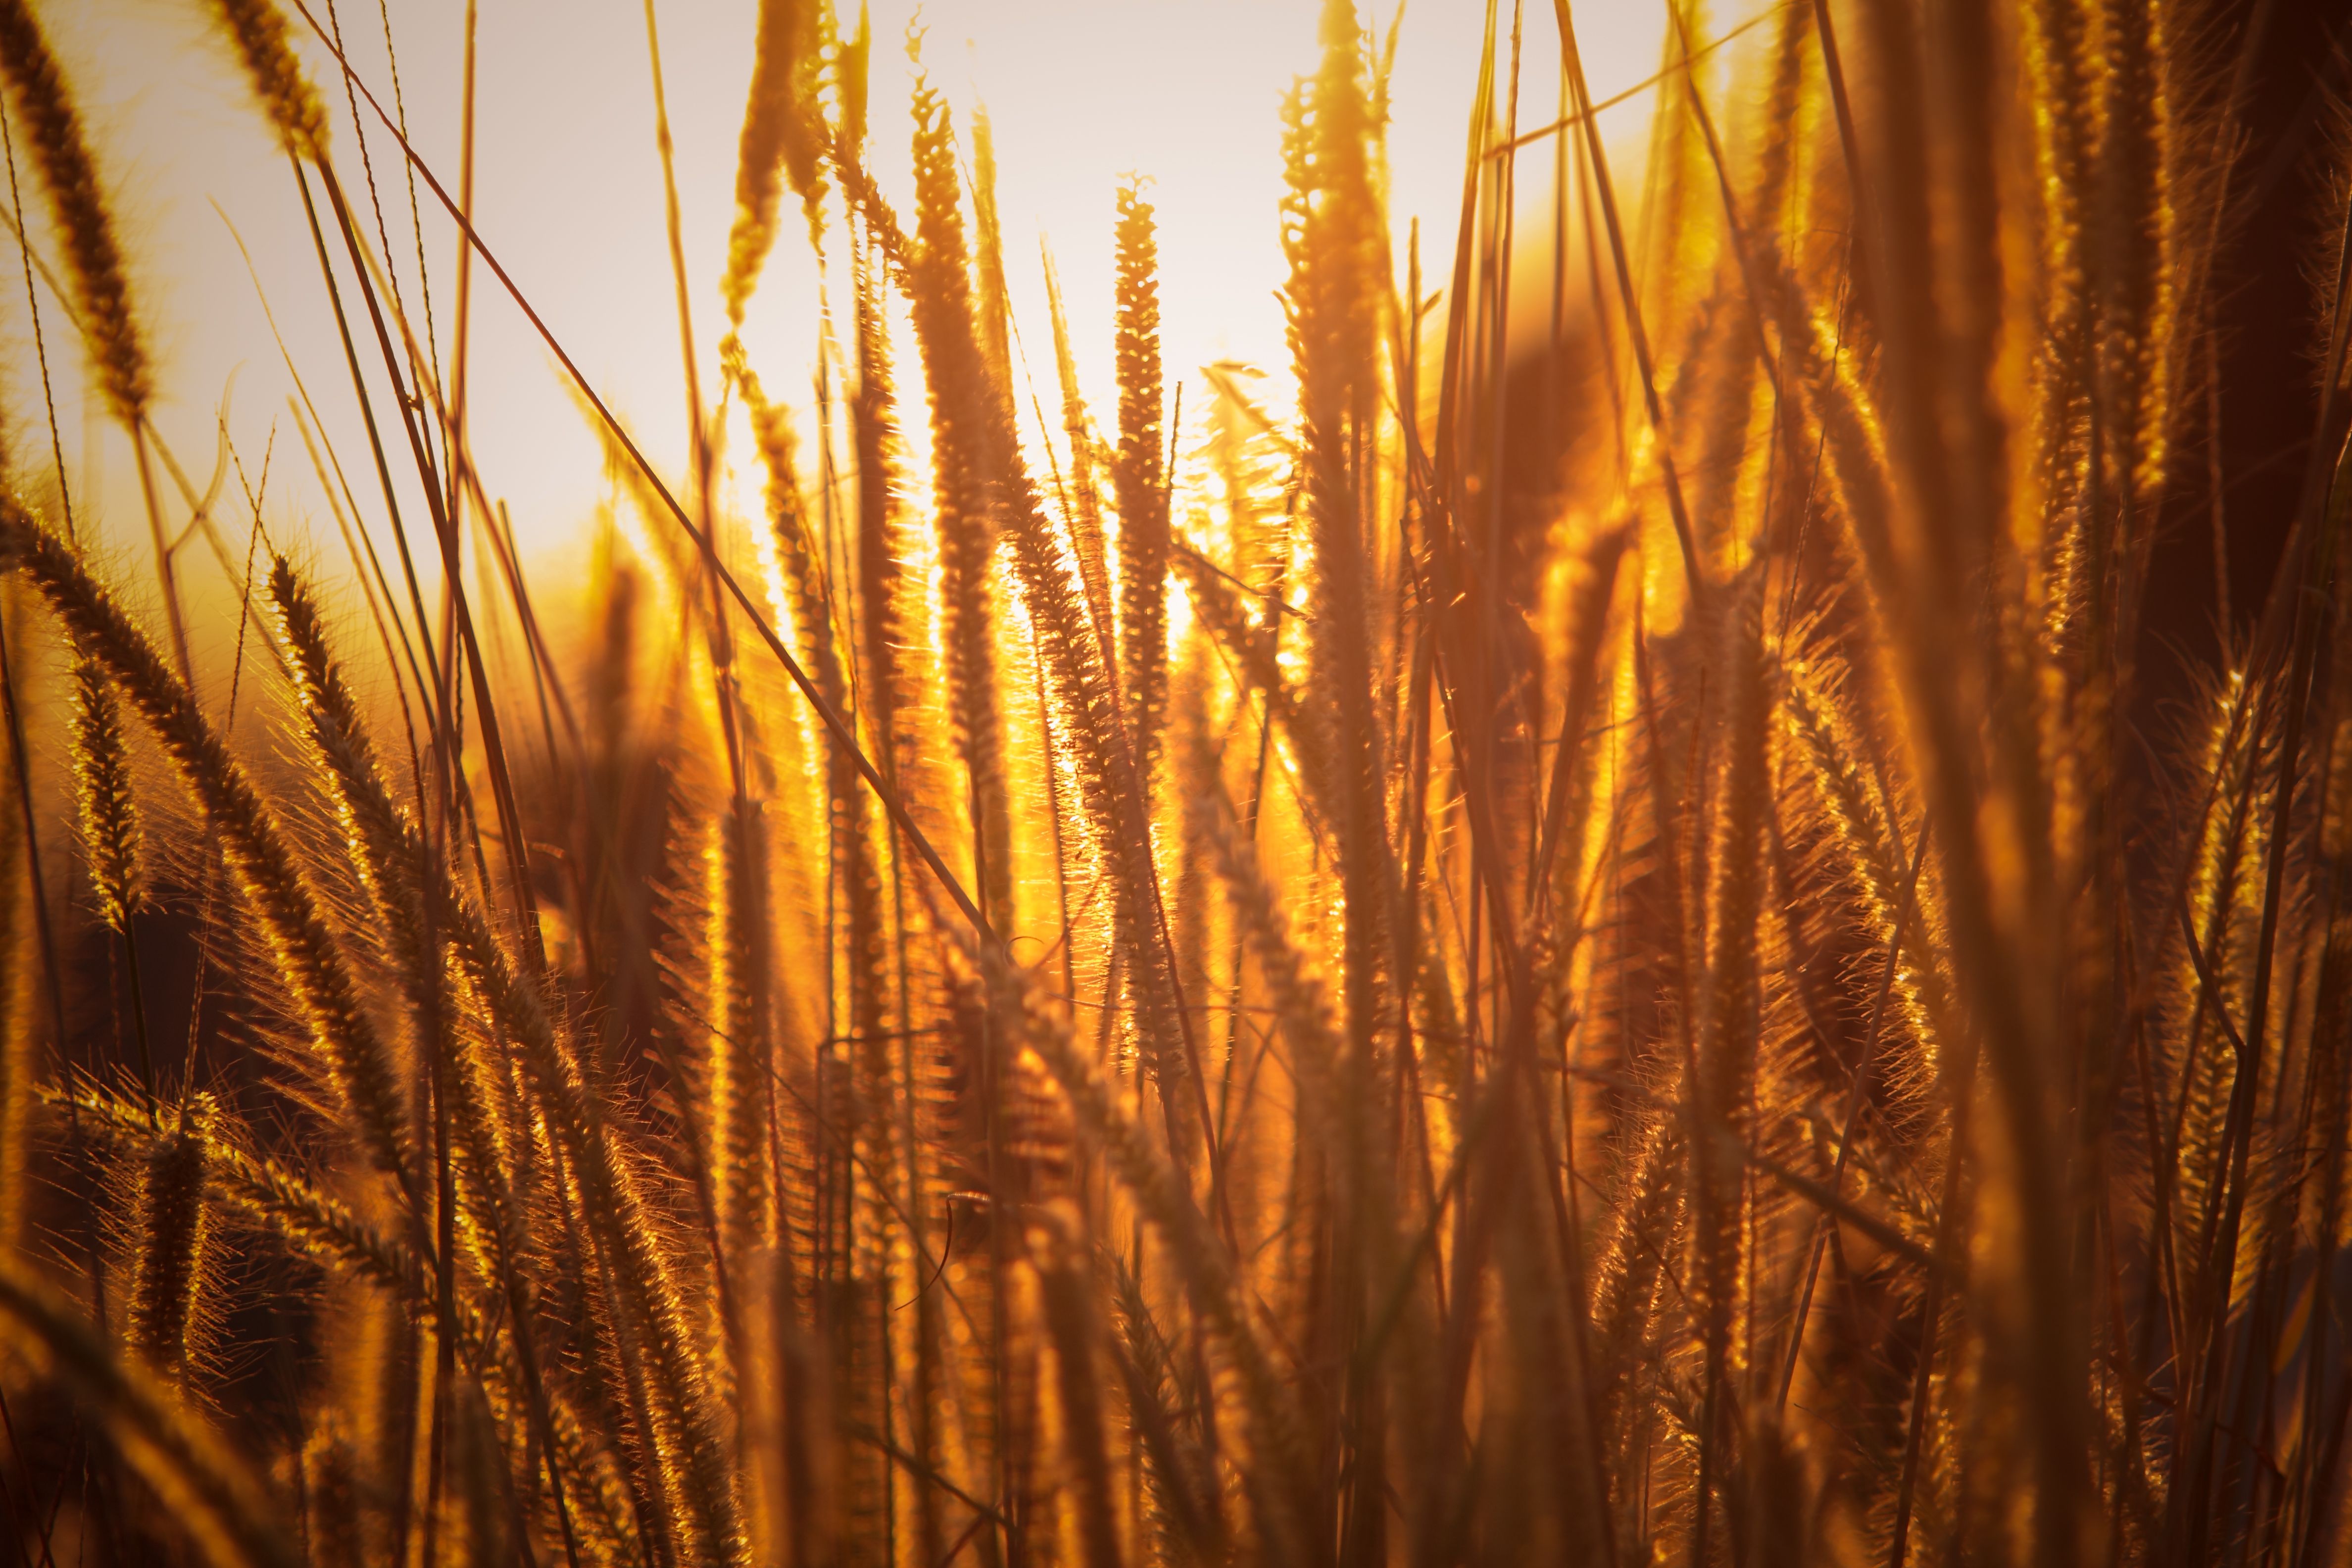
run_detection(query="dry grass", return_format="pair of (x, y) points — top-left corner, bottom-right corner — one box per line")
(0, 0), (2347, 1563)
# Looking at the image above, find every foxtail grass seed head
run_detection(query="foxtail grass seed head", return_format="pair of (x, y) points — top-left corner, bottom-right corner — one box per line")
(127, 1094), (216, 1382)
(1114, 179), (1169, 775)
(70, 653), (140, 932)
(206, 0), (329, 160)
(0, 0), (150, 422)
(723, 0), (828, 323)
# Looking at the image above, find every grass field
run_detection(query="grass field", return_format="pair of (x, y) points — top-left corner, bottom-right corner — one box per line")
(0, 0), (2346, 1563)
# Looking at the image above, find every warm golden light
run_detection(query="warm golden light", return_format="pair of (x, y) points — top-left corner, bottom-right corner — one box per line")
(0, 0), (2339, 1564)
(23, 0), (1672, 584)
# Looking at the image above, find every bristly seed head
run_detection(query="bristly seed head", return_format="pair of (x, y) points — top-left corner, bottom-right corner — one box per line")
(0, 0), (152, 423)
(70, 652), (141, 933)
(205, 0), (330, 162)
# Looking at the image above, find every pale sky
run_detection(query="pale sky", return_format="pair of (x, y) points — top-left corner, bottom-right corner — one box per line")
(6, 0), (1677, 641)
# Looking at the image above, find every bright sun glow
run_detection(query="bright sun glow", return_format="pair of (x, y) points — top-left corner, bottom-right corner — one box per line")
(23, 0), (1669, 612)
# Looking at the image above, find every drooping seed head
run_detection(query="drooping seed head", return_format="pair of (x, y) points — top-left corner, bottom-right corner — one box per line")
(205, 0), (329, 161)
(0, 0), (152, 423)
(128, 1093), (216, 1383)
(69, 652), (141, 932)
